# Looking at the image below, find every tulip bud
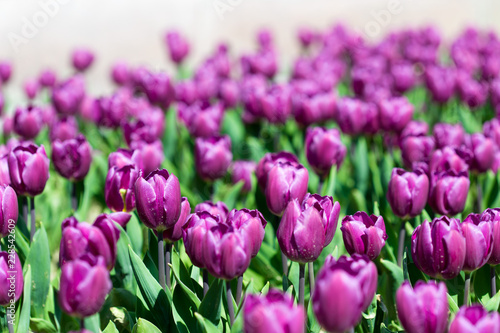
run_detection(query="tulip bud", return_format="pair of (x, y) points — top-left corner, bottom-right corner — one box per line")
(123, 108), (165, 146)
(461, 213), (493, 272)
(178, 102), (224, 138)
(94, 92), (129, 129)
(111, 61), (130, 86)
(24, 78), (39, 100)
(400, 135), (435, 169)
(312, 255), (377, 333)
(8, 144), (50, 197)
(259, 84), (292, 124)
(433, 123), (465, 149)
(481, 208), (500, 265)
(244, 289), (306, 333)
(464, 133), (496, 173)
(165, 31), (190, 64)
(429, 147), (470, 174)
(457, 75), (488, 109)
(336, 97), (378, 136)
(52, 135), (92, 181)
(387, 168), (429, 219)
(266, 162), (309, 216)
(341, 212), (387, 260)
(0, 251), (23, 306)
(130, 140), (165, 177)
(219, 79), (240, 109)
(226, 208), (267, 257)
(183, 212), (221, 268)
(449, 305), (500, 333)
(412, 216), (466, 279)
(72, 48), (95, 72)
(58, 256), (112, 318)
(0, 185), (18, 238)
(378, 97), (414, 133)
(162, 197), (191, 243)
(104, 164), (138, 212)
(303, 193), (340, 246)
(305, 127), (346, 178)
(49, 116), (78, 142)
(134, 169), (181, 232)
(396, 281), (448, 333)
(425, 66), (456, 103)
(230, 161), (256, 193)
(400, 121), (429, 141)
(256, 151), (299, 191)
(294, 93), (336, 127)
(195, 201), (229, 222)
(195, 136), (232, 181)
(175, 80), (198, 105)
(0, 61), (13, 84)
(429, 170), (470, 216)
(39, 69), (57, 88)
(52, 76), (85, 115)
(391, 62), (416, 93)
(13, 105), (44, 140)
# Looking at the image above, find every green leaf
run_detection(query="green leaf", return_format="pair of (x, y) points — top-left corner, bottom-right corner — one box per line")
(380, 259), (404, 291)
(25, 225), (50, 318)
(16, 265), (31, 333)
(115, 223), (136, 292)
(199, 279), (223, 325)
(485, 290), (500, 312)
(307, 295), (321, 332)
(170, 263), (201, 308)
(448, 293), (459, 313)
(195, 312), (220, 333)
(29, 317), (57, 333)
(127, 213), (144, 255)
(83, 313), (100, 333)
(261, 281), (270, 294)
(322, 166), (337, 197)
(132, 318), (162, 333)
(102, 321), (120, 333)
(128, 246), (172, 332)
(172, 284), (200, 333)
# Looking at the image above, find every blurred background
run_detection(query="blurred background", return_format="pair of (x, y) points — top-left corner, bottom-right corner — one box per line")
(0, 0), (499, 99)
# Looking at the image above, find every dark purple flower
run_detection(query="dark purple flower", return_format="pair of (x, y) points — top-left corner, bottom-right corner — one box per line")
(130, 140), (165, 177)
(182, 212), (221, 268)
(461, 213), (493, 272)
(433, 123), (465, 149)
(219, 79), (240, 109)
(378, 97), (414, 133)
(336, 97), (378, 135)
(429, 170), (470, 216)
(104, 164), (138, 212)
(178, 102), (224, 138)
(195, 201), (229, 222)
(387, 168), (429, 219)
(161, 197), (191, 243)
(256, 151), (299, 191)
(52, 76), (85, 115)
(8, 144), (50, 197)
(165, 30), (190, 64)
(194, 136), (232, 181)
(13, 105), (44, 140)
(52, 135), (92, 181)
(72, 48), (95, 72)
(449, 305), (500, 333)
(0, 185), (18, 239)
(259, 84), (292, 124)
(424, 66), (456, 103)
(429, 147), (470, 174)
(464, 133), (496, 173)
(49, 116), (78, 142)
(0, 251), (23, 306)
(305, 127), (346, 178)
(391, 62), (416, 93)
(231, 161), (256, 193)
(226, 208), (267, 258)
(294, 92), (336, 127)
(175, 80), (198, 105)
(341, 212), (387, 260)
(400, 135), (435, 169)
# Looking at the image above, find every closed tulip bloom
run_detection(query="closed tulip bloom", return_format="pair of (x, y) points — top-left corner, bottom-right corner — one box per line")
(244, 289), (306, 333)
(429, 170), (470, 216)
(39, 69), (57, 88)
(219, 79), (240, 109)
(183, 212), (221, 268)
(302, 193), (341, 247)
(429, 147), (469, 174)
(396, 281), (448, 333)
(175, 80), (198, 105)
(108, 148), (142, 170)
(0, 61), (12, 84)
(400, 135), (435, 169)
(294, 93), (336, 127)
(165, 30), (190, 64)
(391, 62), (416, 93)
(162, 197), (191, 243)
(312, 255), (378, 333)
(111, 61), (130, 86)
(378, 97), (414, 133)
(266, 162), (309, 216)
(400, 121), (429, 141)
(130, 140), (164, 177)
(93, 92), (129, 129)
(0, 155), (9, 186)
(0, 251), (23, 306)
(412, 216), (466, 279)
(195, 136), (232, 181)
(461, 213), (493, 272)
(195, 201), (229, 222)
(457, 76), (488, 109)
(140, 71), (176, 109)
(260, 84), (293, 124)
(433, 123), (465, 149)
(134, 169), (181, 232)
(178, 102), (224, 138)
(0, 185), (18, 238)
(424, 66), (456, 103)
(305, 127), (346, 178)
(13, 105), (44, 140)
(49, 116), (78, 142)
(256, 151), (299, 191)
(72, 48), (95, 72)
(24, 78), (39, 100)
(226, 208), (267, 257)
(58, 256), (112, 318)
(52, 76), (85, 115)
(336, 97), (376, 136)
(341, 212), (387, 260)
(449, 305), (500, 333)
(481, 208), (500, 265)
(8, 144), (50, 197)
(231, 161), (256, 193)
(104, 164), (138, 212)
(52, 135), (92, 181)
(464, 133), (495, 173)
(387, 168), (429, 219)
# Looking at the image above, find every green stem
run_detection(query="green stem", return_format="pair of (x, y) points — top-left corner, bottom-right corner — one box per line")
(158, 238), (166, 290)
(299, 263), (305, 306)
(397, 220), (406, 267)
(226, 280), (235, 326)
(281, 251), (288, 292)
(236, 275), (243, 305)
(464, 273), (471, 306)
(165, 242), (172, 289)
(491, 266), (497, 298)
(30, 197), (36, 242)
(308, 262), (315, 293)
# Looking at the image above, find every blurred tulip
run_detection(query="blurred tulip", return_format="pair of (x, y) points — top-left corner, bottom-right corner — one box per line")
(0, 185), (17, 237)
(130, 140), (164, 177)
(219, 79), (240, 109)
(336, 97), (378, 135)
(341, 212), (387, 260)
(165, 30), (190, 64)
(433, 123), (465, 149)
(13, 105), (44, 140)
(72, 48), (95, 72)
(298, 27), (315, 48)
(161, 197), (191, 243)
(312, 255), (377, 333)
(93, 92), (129, 129)
(123, 107), (165, 145)
(482, 208), (500, 265)
(400, 121), (429, 140)
(244, 289), (305, 333)
(378, 97), (414, 132)
(391, 62), (416, 93)
(195, 201), (229, 222)
(52, 135), (92, 181)
(424, 65), (456, 103)
(0, 61), (12, 84)
(8, 144), (50, 197)
(140, 71), (176, 109)
(175, 80), (198, 105)
(194, 136), (232, 181)
(260, 84), (292, 124)
(0, 251), (23, 306)
(178, 102), (224, 138)
(104, 164), (138, 212)
(226, 208), (267, 257)
(111, 61), (130, 86)
(461, 213), (493, 272)
(429, 170), (470, 216)
(0, 155), (10, 186)
(387, 168), (429, 219)
(400, 135), (435, 169)
(39, 69), (57, 88)
(449, 305), (500, 333)
(231, 161), (256, 193)
(23, 78), (39, 100)
(256, 151), (299, 191)
(294, 93), (336, 127)
(49, 116), (78, 142)
(464, 133), (495, 173)
(457, 75), (488, 109)
(396, 281), (448, 333)
(52, 76), (85, 115)
(429, 147), (470, 174)
(305, 127), (346, 178)
(412, 216), (466, 279)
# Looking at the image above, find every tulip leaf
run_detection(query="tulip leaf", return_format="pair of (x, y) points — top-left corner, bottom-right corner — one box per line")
(170, 263), (201, 307)
(128, 246), (172, 332)
(485, 290), (500, 312)
(447, 293), (459, 313)
(29, 318), (57, 333)
(195, 312), (220, 333)
(132, 318), (162, 333)
(83, 313), (100, 333)
(102, 321), (120, 333)
(172, 284), (200, 333)
(115, 223), (137, 292)
(322, 166), (337, 197)
(307, 296), (321, 333)
(16, 265), (31, 333)
(127, 213), (144, 255)
(26, 225), (50, 318)
(289, 262), (300, 301)
(171, 248), (195, 292)
(261, 281), (270, 294)
(380, 259), (403, 291)
(354, 137), (369, 195)
(199, 279), (223, 325)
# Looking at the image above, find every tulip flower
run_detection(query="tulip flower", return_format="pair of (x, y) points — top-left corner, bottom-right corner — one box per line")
(412, 216), (466, 279)
(424, 65), (456, 103)
(38, 69), (57, 88)
(52, 76), (85, 115)
(400, 121), (429, 141)
(8, 144), (50, 197)
(312, 255), (378, 333)
(0, 251), (23, 306)
(23, 78), (39, 100)
(175, 80), (198, 105)
(244, 289), (306, 333)
(194, 135), (232, 181)
(72, 48), (95, 72)
(400, 135), (435, 169)
(52, 135), (92, 182)
(13, 105), (44, 140)
(226, 208), (267, 258)
(231, 161), (256, 193)
(294, 92), (336, 127)
(104, 164), (138, 212)
(336, 97), (375, 136)
(387, 168), (429, 219)
(123, 109), (165, 145)
(341, 212), (387, 260)
(429, 170), (470, 216)
(93, 92), (129, 129)
(49, 116), (78, 142)
(178, 102), (224, 138)
(161, 197), (191, 243)
(391, 62), (416, 93)
(111, 61), (130, 86)
(433, 123), (465, 149)
(0, 185), (18, 239)
(219, 79), (240, 108)
(58, 255), (112, 318)
(429, 147), (470, 174)
(378, 97), (414, 133)
(457, 75), (488, 109)
(0, 61), (12, 84)
(464, 133), (495, 173)
(481, 208), (500, 266)
(305, 127), (346, 178)
(396, 281), (448, 333)
(461, 213), (493, 272)
(449, 305), (500, 333)
(259, 84), (293, 124)
(165, 30), (190, 64)
(130, 140), (164, 177)
(139, 71), (176, 109)
(183, 212), (221, 269)
(195, 201), (229, 221)
(256, 151), (299, 191)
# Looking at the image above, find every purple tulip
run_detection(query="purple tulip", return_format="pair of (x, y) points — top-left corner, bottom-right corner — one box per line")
(111, 61), (130, 86)
(58, 255), (112, 318)
(464, 133), (496, 173)
(424, 65), (456, 103)
(8, 144), (50, 197)
(256, 151), (299, 191)
(433, 123), (465, 149)
(140, 71), (176, 109)
(108, 148), (142, 170)
(449, 305), (500, 333)
(400, 135), (435, 169)
(52, 135), (92, 181)
(336, 97), (378, 136)
(244, 289), (306, 333)
(396, 281), (448, 333)
(39, 69), (57, 88)
(178, 102), (224, 138)
(130, 140), (164, 177)
(461, 213), (493, 272)
(195, 201), (229, 222)
(457, 74), (488, 109)
(312, 255), (378, 333)
(231, 161), (256, 193)
(298, 27), (315, 48)
(412, 216), (466, 279)
(482, 208), (500, 265)
(194, 136), (232, 181)
(134, 169), (181, 232)
(400, 121), (429, 140)
(123, 107), (165, 145)
(0, 61), (12, 84)
(303, 193), (340, 246)
(23, 78), (39, 100)
(49, 116), (78, 142)
(266, 162), (309, 216)
(165, 30), (190, 64)
(0, 155), (10, 186)
(378, 97), (414, 133)
(391, 62), (416, 93)
(13, 105), (44, 140)
(183, 212), (221, 268)
(175, 80), (198, 105)
(0, 251), (23, 306)
(259, 84), (292, 124)
(52, 76), (85, 115)
(429, 147), (470, 174)
(72, 48), (95, 72)
(226, 208), (267, 257)
(104, 164), (138, 212)
(341, 212), (387, 260)
(219, 79), (240, 109)
(387, 168), (429, 219)
(305, 127), (346, 178)
(93, 92), (129, 129)
(0, 185), (17, 238)
(429, 170), (470, 216)
(161, 197), (191, 243)
(294, 92), (336, 127)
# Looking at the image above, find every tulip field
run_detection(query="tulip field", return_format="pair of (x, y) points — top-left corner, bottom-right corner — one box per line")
(2, 25), (500, 333)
